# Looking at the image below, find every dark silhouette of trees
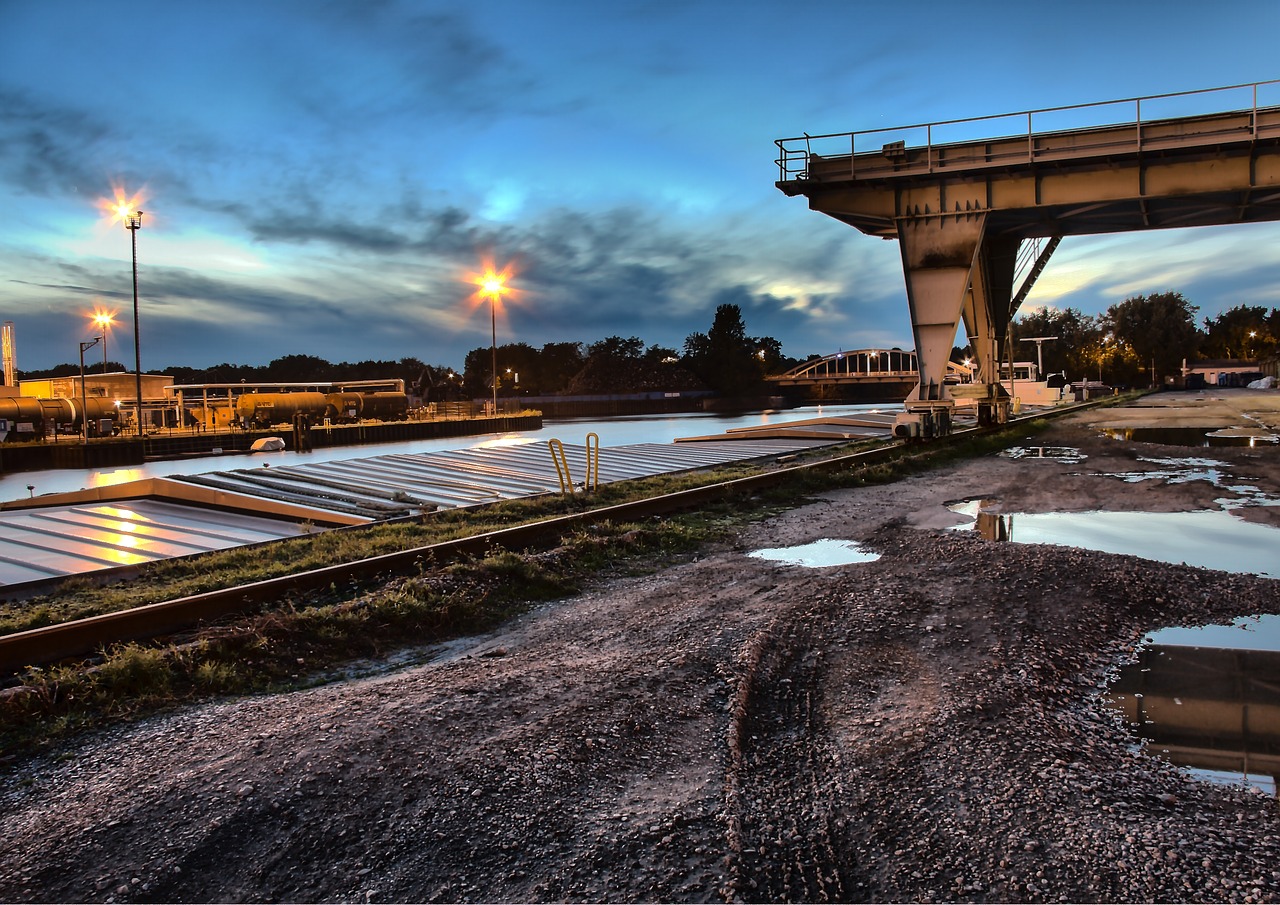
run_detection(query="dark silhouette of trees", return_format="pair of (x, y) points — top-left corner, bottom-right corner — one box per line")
(1010, 307), (1100, 379)
(1201, 305), (1279, 361)
(1103, 292), (1200, 385)
(564, 336), (704, 395)
(682, 304), (770, 398)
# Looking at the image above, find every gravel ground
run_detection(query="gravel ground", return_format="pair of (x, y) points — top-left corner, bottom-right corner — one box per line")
(1, 392), (1279, 903)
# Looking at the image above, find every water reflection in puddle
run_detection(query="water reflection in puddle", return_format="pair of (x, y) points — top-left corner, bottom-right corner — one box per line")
(1101, 427), (1279, 447)
(1149, 614), (1280, 651)
(999, 445), (1087, 462)
(1096, 455), (1280, 509)
(1107, 644), (1280, 796)
(949, 500), (1278, 577)
(747, 539), (880, 568)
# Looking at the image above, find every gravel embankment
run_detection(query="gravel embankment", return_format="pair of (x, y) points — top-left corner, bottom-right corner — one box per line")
(1, 408), (1278, 903)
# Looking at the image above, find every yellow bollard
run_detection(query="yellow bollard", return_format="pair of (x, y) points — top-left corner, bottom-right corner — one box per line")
(548, 438), (573, 495)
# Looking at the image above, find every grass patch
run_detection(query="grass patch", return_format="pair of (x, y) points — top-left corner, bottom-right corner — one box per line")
(0, 420), (1047, 763)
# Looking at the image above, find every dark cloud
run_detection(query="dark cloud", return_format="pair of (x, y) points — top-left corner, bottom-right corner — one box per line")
(0, 89), (114, 198)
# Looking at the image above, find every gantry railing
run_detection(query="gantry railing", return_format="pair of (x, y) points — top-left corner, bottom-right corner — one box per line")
(775, 79), (1280, 184)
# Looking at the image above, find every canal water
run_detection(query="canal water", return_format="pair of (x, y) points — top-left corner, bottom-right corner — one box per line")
(0, 402), (893, 505)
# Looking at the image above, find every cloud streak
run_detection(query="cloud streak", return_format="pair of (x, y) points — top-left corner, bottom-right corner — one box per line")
(3, 2), (1280, 373)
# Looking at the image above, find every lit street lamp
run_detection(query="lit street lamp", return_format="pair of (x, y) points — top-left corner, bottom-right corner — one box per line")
(91, 310), (114, 378)
(79, 336), (101, 445)
(476, 268), (510, 415)
(114, 205), (144, 436)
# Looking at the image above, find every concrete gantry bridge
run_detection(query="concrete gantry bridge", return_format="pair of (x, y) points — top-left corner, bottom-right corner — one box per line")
(769, 348), (972, 399)
(776, 80), (1280, 436)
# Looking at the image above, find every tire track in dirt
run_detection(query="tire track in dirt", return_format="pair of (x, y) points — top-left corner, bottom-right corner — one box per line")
(723, 600), (850, 902)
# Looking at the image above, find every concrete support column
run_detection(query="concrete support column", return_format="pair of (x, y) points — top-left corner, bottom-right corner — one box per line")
(897, 214), (986, 410)
(964, 235), (1019, 386)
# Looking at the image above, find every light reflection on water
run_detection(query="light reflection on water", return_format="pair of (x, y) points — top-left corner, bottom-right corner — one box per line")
(951, 503), (1279, 578)
(747, 539), (880, 568)
(1101, 426), (1279, 447)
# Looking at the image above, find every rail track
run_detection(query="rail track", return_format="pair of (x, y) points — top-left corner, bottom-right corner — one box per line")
(0, 405), (1090, 676)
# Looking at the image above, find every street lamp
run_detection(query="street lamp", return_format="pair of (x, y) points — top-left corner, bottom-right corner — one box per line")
(91, 311), (114, 374)
(115, 205), (144, 436)
(79, 336), (101, 445)
(476, 269), (509, 415)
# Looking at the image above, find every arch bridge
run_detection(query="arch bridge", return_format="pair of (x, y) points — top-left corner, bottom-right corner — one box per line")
(771, 349), (972, 394)
(776, 80), (1280, 436)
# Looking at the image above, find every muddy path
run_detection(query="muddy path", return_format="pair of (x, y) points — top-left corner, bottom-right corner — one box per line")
(1, 400), (1279, 903)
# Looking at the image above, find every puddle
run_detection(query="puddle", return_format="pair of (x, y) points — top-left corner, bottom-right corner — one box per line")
(1095, 456), (1280, 510)
(747, 539), (880, 568)
(1146, 614), (1280, 651)
(1107, 643), (1280, 796)
(999, 445), (1087, 462)
(949, 500), (1279, 577)
(1101, 427), (1278, 447)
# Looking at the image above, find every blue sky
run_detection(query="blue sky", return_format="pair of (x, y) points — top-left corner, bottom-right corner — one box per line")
(2, 0), (1279, 373)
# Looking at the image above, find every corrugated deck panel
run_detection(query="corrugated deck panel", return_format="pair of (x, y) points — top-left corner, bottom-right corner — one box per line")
(0, 435), (856, 589)
(173, 438), (839, 518)
(0, 500), (308, 588)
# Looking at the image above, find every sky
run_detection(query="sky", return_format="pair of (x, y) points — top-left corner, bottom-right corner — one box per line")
(2, 0), (1279, 374)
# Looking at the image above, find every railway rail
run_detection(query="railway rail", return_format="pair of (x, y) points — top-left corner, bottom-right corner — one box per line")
(0, 404), (1091, 676)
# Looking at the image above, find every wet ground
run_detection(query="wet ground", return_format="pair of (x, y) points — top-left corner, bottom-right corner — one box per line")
(1, 388), (1278, 903)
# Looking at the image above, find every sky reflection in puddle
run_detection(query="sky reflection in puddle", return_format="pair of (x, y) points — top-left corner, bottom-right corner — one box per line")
(747, 539), (880, 568)
(1147, 614), (1280, 651)
(999, 445), (1087, 462)
(949, 501), (1279, 577)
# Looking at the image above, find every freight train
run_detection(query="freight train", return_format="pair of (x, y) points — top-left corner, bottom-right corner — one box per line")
(234, 391), (409, 429)
(0, 395), (121, 440)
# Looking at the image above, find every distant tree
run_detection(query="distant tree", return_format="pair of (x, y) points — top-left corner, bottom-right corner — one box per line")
(1103, 292), (1199, 385)
(580, 336), (640, 363)
(1201, 305), (1278, 361)
(564, 336), (704, 394)
(262, 354), (333, 383)
(682, 304), (769, 397)
(643, 345), (680, 365)
(751, 335), (794, 375)
(537, 342), (586, 394)
(1010, 306), (1101, 380)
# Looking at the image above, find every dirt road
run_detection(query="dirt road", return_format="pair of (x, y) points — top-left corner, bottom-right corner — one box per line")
(2, 391), (1279, 903)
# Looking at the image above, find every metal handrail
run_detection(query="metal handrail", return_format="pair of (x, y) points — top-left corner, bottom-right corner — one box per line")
(775, 79), (1280, 182)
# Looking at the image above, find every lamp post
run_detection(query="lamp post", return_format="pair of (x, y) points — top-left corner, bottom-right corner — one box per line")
(477, 270), (509, 415)
(91, 312), (114, 374)
(79, 336), (101, 445)
(116, 207), (144, 435)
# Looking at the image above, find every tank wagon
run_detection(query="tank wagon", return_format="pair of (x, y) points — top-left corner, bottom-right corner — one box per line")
(234, 391), (410, 429)
(0, 396), (120, 440)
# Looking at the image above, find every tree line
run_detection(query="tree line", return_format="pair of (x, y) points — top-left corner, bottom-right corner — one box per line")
(21, 295), (1278, 397)
(21, 304), (799, 401)
(999, 294), (1279, 387)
